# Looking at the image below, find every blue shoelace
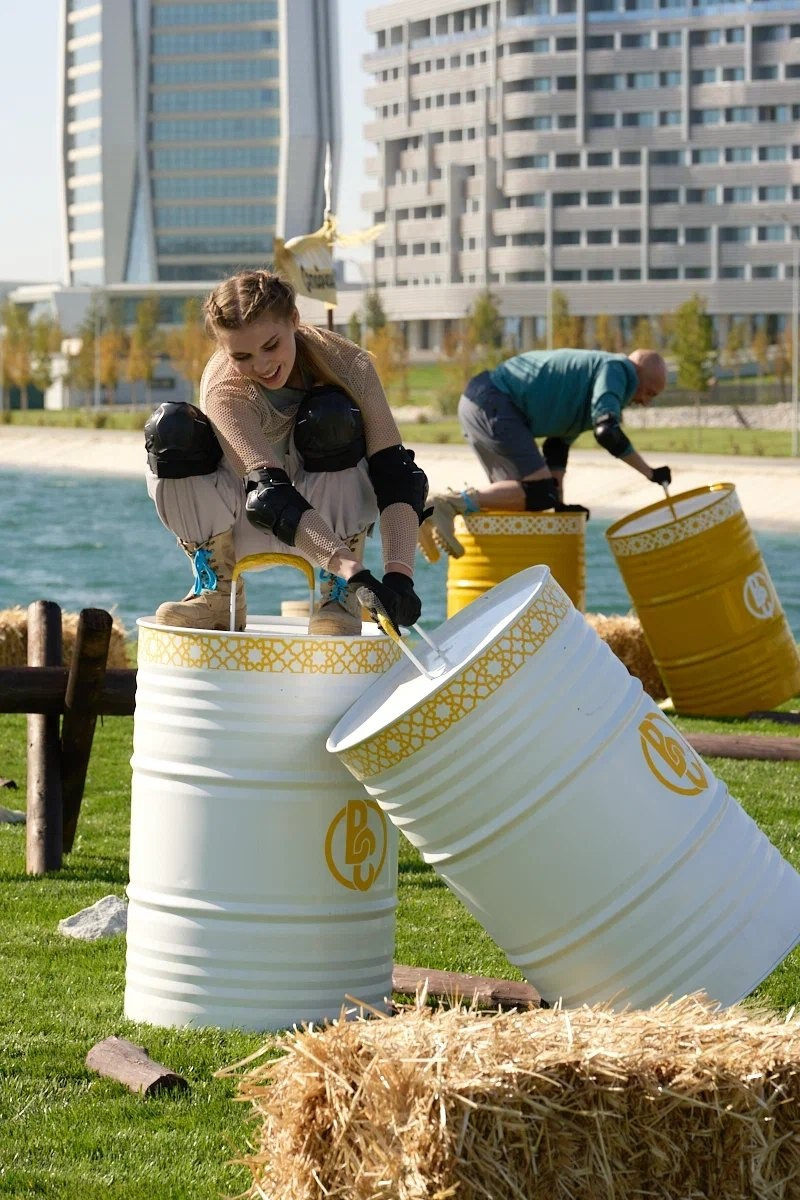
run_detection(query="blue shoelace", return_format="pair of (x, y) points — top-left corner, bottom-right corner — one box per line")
(319, 569), (348, 605)
(191, 547), (218, 595)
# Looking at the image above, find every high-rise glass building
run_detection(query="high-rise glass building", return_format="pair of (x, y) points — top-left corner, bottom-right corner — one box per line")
(361, 0), (800, 349)
(59, 0), (340, 286)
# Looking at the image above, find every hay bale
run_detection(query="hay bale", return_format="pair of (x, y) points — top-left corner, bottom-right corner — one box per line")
(230, 995), (800, 1200)
(0, 607), (130, 670)
(586, 612), (667, 701)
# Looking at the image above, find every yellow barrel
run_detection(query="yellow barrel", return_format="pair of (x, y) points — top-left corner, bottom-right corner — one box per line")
(606, 483), (800, 716)
(447, 510), (586, 617)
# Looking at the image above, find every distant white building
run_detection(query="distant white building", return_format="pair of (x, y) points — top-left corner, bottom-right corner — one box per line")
(59, 0), (340, 286)
(353, 0), (800, 352)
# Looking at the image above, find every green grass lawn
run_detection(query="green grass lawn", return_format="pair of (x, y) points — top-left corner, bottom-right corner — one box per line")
(1, 692), (799, 1197)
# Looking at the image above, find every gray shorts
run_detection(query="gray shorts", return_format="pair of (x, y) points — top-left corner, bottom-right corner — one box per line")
(457, 371), (545, 482)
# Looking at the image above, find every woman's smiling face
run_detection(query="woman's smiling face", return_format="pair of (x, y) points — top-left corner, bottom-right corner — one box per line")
(217, 309), (300, 388)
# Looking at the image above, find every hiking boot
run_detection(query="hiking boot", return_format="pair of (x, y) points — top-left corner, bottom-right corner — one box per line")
(417, 488), (480, 562)
(155, 528), (246, 631)
(308, 531), (366, 636)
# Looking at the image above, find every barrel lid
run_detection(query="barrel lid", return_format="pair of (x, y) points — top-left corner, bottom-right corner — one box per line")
(327, 565), (562, 756)
(605, 483), (736, 542)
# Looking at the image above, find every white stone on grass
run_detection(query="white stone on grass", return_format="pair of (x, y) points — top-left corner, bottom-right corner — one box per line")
(58, 894), (128, 941)
(0, 806), (25, 825)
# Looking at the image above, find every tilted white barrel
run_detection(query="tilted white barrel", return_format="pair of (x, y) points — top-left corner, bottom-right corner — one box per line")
(327, 567), (800, 1010)
(125, 614), (400, 1031)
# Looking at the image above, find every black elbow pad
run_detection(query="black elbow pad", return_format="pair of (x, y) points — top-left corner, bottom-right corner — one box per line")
(593, 415), (632, 458)
(367, 445), (429, 523)
(542, 436), (570, 471)
(244, 467), (312, 546)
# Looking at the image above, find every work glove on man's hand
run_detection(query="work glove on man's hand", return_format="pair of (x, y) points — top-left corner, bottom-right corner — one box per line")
(650, 466), (672, 486)
(349, 569), (422, 634)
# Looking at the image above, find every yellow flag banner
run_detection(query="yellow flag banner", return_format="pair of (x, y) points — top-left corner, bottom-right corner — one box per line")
(273, 215), (385, 308)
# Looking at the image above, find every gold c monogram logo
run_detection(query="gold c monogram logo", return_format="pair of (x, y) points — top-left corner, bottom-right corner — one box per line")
(639, 712), (709, 796)
(325, 798), (388, 892)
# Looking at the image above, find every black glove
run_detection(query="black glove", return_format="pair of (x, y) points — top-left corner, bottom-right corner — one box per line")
(555, 501), (591, 520)
(349, 569), (421, 634)
(650, 466), (672, 486)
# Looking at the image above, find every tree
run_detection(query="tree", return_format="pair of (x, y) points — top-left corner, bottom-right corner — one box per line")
(627, 316), (656, 353)
(593, 313), (620, 352)
(551, 290), (584, 348)
(1, 301), (33, 410)
(670, 295), (714, 393)
(164, 298), (212, 401)
(774, 330), (792, 403)
(364, 290), (387, 334)
(30, 314), (63, 395)
(125, 297), (162, 407)
(751, 327), (771, 378)
(66, 300), (103, 400)
(468, 289), (504, 351)
(435, 321), (478, 415)
(347, 311), (362, 346)
(721, 320), (748, 383)
(366, 324), (408, 405)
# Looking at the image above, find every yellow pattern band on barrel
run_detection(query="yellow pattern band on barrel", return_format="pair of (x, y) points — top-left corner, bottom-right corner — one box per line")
(338, 577), (571, 782)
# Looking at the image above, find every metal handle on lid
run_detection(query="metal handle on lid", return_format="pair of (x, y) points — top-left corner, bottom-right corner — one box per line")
(229, 552), (316, 632)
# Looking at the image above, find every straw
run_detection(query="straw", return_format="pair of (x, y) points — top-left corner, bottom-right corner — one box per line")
(229, 994), (800, 1200)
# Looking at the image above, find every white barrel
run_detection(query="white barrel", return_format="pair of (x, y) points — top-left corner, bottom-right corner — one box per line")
(125, 614), (400, 1031)
(327, 567), (800, 1010)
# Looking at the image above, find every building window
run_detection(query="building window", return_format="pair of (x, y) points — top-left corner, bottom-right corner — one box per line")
(723, 186), (753, 202)
(588, 190), (613, 205)
(555, 153), (581, 167)
(720, 266), (746, 278)
(685, 227), (710, 243)
(622, 111), (656, 127)
(587, 34), (614, 48)
(752, 265), (779, 278)
(757, 225), (786, 242)
(652, 189), (680, 204)
(722, 67), (745, 82)
(720, 227), (751, 242)
(691, 108), (722, 125)
(691, 68), (717, 84)
(692, 148), (719, 164)
(650, 267), (679, 279)
(658, 31), (681, 47)
(553, 192), (582, 207)
(622, 33), (651, 47)
(619, 150), (641, 165)
(589, 74), (623, 90)
(758, 185), (787, 202)
(652, 150), (683, 165)
(588, 268), (614, 280)
(686, 187), (717, 202)
(619, 267), (642, 279)
(618, 229), (642, 244)
(554, 230), (581, 245)
(553, 269), (582, 281)
(587, 151), (613, 166)
(725, 106), (756, 124)
(725, 27), (745, 43)
(587, 229), (613, 245)
(619, 190), (642, 204)
(759, 145), (787, 161)
(685, 267), (711, 278)
(589, 113), (616, 128)
(659, 71), (681, 86)
(650, 228), (679, 243)
(725, 146), (753, 163)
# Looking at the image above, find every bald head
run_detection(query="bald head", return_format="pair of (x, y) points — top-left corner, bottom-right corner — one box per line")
(627, 349), (667, 405)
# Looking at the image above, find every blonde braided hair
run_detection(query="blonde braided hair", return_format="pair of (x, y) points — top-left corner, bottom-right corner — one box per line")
(203, 269), (357, 402)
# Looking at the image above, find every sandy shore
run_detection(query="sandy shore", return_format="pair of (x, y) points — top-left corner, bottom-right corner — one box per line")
(0, 424), (796, 531)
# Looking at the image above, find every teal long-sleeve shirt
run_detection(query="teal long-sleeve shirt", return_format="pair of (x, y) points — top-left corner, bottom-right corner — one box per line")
(489, 349), (638, 455)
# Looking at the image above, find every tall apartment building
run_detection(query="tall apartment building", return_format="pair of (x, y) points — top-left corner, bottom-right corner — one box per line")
(59, 0), (339, 286)
(361, 0), (800, 350)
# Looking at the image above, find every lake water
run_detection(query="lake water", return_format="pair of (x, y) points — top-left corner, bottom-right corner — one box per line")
(1, 467), (797, 643)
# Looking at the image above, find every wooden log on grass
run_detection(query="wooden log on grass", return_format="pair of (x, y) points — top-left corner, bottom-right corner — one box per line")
(26, 601), (62, 875)
(392, 964), (542, 1009)
(86, 1036), (188, 1096)
(686, 733), (800, 762)
(61, 608), (112, 854)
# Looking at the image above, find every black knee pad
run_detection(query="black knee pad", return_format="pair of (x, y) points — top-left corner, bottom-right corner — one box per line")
(144, 401), (223, 479)
(522, 478), (559, 511)
(293, 384), (366, 472)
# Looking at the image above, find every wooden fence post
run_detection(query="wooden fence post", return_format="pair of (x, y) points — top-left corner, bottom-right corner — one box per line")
(26, 601), (63, 875)
(61, 608), (112, 853)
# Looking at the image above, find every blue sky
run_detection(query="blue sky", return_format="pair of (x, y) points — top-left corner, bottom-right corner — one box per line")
(0, 0), (373, 282)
